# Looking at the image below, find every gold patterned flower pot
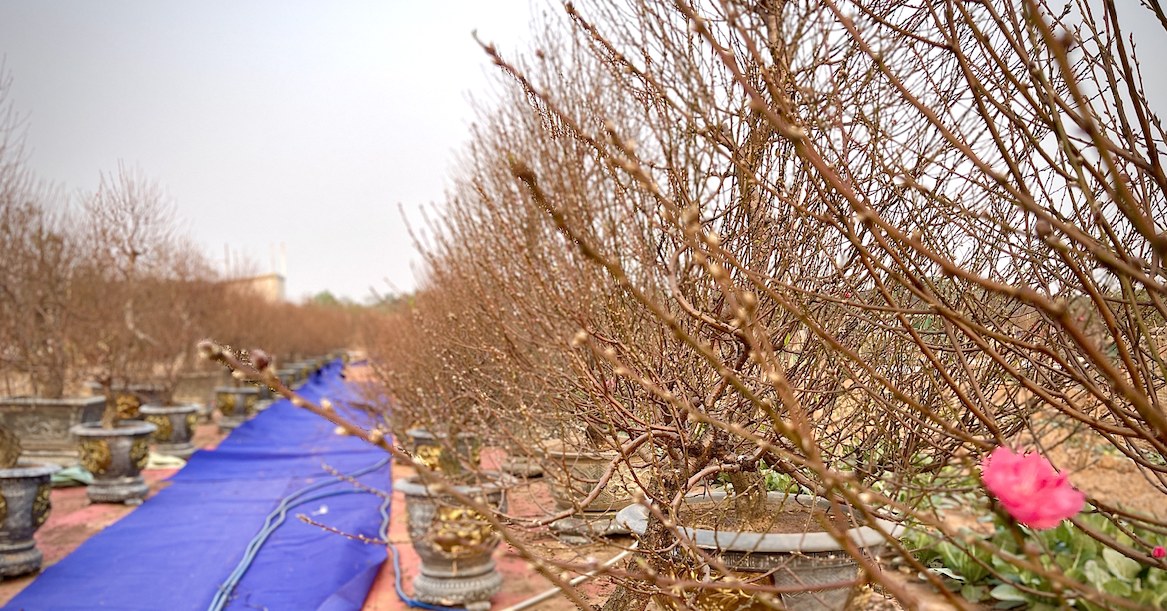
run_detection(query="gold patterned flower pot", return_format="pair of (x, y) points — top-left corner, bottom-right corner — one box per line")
(275, 369), (296, 388)
(395, 475), (507, 611)
(0, 461), (59, 577)
(214, 387), (260, 433)
(405, 429), (481, 482)
(284, 363), (310, 385)
(139, 403), (201, 459)
(69, 421), (157, 504)
(541, 439), (647, 513)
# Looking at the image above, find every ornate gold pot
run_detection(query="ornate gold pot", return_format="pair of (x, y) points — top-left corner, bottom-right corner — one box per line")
(214, 387), (260, 433)
(405, 429), (481, 482)
(394, 475), (507, 611)
(68, 421), (157, 504)
(0, 461), (59, 577)
(139, 403), (201, 459)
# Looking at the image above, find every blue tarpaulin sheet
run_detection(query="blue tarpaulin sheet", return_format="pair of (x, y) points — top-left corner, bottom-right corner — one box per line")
(3, 360), (391, 611)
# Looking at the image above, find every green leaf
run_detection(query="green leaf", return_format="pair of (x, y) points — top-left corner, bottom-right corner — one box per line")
(944, 532), (994, 583)
(990, 584), (1029, 602)
(1083, 559), (1110, 589)
(961, 585), (987, 603)
(1101, 578), (1133, 598)
(930, 567), (963, 581)
(1102, 548), (1142, 582)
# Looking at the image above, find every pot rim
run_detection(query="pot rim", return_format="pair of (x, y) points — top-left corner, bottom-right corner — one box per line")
(0, 460), (62, 478)
(214, 386), (259, 394)
(394, 473), (511, 497)
(0, 395), (106, 406)
(140, 402), (202, 414)
(541, 438), (650, 465)
(69, 420), (157, 437)
(616, 491), (903, 553)
(405, 428), (479, 442)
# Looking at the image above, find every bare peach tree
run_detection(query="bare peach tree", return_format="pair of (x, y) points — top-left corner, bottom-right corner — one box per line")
(200, 1), (1167, 609)
(363, 0), (1167, 609)
(0, 70), (78, 401)
(452, 0), (1167, 609)
(73, 163), (186, 426)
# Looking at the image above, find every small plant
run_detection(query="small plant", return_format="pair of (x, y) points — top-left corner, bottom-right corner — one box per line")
(907, 510), (1167, 610)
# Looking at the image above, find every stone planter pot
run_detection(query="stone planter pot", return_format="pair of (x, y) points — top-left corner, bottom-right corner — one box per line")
(173, 370), (233, 412)
(395, 475), (507, 611)
(248, 382), (273, 402)
(84, 383), (165, 421)
(0, 461), (59, 577)
(139, 403), (201, 459)
(0, 396), (105, 467)
(275, 369), (296, 388)
(285, 362), (310, 383)
(617, 492), (898, 611)
(500, 454), (543, 478)
(542, 439), (646, 514)
(406, 429), (481, 480)
(69, 421), (157, 504)
(214, 387), (259, 433)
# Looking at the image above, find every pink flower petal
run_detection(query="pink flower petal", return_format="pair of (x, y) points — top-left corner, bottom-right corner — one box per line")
(981, 447), (1084, 530)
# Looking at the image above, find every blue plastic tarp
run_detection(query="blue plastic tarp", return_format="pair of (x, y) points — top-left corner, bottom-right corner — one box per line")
(3, 360), (391, 611)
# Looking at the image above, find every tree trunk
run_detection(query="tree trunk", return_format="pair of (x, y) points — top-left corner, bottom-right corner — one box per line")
(0, 424), (21, 469)
(727, 471), (768, 523)
(599, 514), (673, 611)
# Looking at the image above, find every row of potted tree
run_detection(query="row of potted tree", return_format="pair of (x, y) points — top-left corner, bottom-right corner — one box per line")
(0, 71), (362, 577)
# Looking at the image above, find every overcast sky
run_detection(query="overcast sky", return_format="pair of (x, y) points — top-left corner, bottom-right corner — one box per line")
(2, 2), (1164, 303)
(0, 0), (536, 302)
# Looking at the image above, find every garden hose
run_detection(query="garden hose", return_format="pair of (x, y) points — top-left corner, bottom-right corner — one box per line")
(206, 455), (392, 611)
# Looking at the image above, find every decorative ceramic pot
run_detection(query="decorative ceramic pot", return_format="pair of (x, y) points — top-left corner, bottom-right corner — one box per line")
(542, 439), (646, 513)
(173, 370), (233, 416)
(395, 476), (507, 611)
(500, 453), (543, 478)
(275, 369), (296, 388)
(285, 362), (309, 384)
(617, 492), (899, 611)
(69, 421), (157, 504)
(0, 461), (59, 577)
(406, 429), (481, 481)
(214, 387), (260, 432)
(0, 396), (105, 466)
(139, 403), (201, 458)
(83, 383), (165, 420)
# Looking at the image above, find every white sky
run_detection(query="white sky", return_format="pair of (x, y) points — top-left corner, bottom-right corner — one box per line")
(0, 0), (537, 302)
(1, 2), (1163, 302)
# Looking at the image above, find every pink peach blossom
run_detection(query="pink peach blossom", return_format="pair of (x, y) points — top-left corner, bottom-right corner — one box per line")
(981, 447), (1085, 530)
(1153, 546), (1165, 559)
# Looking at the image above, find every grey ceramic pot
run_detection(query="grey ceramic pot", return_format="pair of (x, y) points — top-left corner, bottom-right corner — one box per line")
(275, 369), (296, 388)
(284, 362), (309, 383)
(395, 475), (507, 611)
(0, 396), (105, 467)
(406, 429), (481, 481)
(214, 387), (260, 433)
(542, 439), (646, 513)
(139, 403), (201, 459)
(69, 421), (157, 504)
(617, 492), (900, 611)
(0, 461), (59, 577)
